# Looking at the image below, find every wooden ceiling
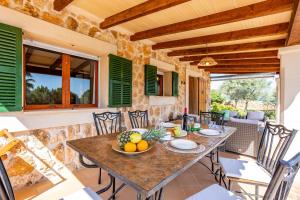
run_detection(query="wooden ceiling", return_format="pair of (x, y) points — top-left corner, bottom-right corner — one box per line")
(59, 0), (300, 74)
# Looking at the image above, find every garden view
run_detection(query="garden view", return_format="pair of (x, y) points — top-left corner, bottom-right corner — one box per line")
(211, 78), (277, 120)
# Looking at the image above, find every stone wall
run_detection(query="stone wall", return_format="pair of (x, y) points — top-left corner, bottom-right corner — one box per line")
(0, 0), (210, 188)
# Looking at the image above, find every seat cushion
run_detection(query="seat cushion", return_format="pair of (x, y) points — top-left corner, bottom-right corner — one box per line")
(62, 187), (101, 200)
(247, 111), (265, 121)
(186, 184), (242, 200)
(229, 117), (259, 125)
(219, 157), (271, 184)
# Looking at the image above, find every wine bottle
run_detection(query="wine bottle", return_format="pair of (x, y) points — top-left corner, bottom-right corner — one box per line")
(182, 107), (188, 131)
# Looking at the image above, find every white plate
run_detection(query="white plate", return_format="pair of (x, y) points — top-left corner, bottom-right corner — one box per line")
(174, 130), (187, 138)
(170, 139), (198, 150)
(161, 123), (175, 128)
(199, 129), (220, 136)
(131, 128), (148, 135)
(160, 133), (173, 141)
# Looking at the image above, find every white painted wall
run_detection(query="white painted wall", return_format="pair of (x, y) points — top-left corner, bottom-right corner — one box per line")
(278, 45), (300, 197)
(278, 45), (300, 160)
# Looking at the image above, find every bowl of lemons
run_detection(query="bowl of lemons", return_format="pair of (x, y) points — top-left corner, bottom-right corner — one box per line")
(112, 129), (165, 155)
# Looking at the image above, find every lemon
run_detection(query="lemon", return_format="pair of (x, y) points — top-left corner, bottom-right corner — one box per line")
(124, 142), (137, 152)
(137, 140), (149, 152)
(130, 132), (142, 143)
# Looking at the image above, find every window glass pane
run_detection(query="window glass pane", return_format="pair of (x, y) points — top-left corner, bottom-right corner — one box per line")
(25, 46), (62, 105)
(70, 56), (96, 104)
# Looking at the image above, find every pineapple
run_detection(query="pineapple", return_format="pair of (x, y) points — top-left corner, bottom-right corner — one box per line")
(117, 131), (132, 149)
(142, 128), (166, 143)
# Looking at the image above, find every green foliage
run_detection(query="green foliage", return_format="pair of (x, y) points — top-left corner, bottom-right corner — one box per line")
(211, 102), (246, 117)
(211, 90), (226, 104)
(26, 86), (62, 105)
(220, 79), (271, 110)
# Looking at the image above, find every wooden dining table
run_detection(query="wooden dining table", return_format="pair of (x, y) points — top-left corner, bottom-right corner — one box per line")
(67, 122), (236, 200)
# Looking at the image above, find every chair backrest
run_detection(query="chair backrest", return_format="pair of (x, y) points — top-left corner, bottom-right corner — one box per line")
(257, 122), (297, 174)
(93, 112), (122, 135)
(263, 152), (300, 200)
(128, 110), (148, 129)
(0, 158), (15, 200)
(199, 112), (224, 126)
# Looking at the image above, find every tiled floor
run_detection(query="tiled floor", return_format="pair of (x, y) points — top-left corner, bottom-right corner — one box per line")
(14, 152), (300, 200)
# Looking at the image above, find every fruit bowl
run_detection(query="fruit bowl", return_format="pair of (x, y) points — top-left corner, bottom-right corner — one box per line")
(113, 129), (165, 155)
(111, 141), (154, 155)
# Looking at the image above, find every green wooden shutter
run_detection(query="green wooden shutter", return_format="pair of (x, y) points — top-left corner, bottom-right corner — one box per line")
(172, 72), (179, 96)
(144, 64), (157, 96)
(108, 54), (132, 107)
(121, 58), (132, 106)
(0, 23), (22, 112)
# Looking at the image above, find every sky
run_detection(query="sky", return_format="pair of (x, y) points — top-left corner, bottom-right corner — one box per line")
(29, 73), (90, 97)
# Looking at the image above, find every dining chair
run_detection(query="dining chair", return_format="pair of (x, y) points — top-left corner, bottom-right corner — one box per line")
(186, 152), (300, 200)
(199, 111), (225, 179)
(79, 112), (122, 200)
(128, 110), (149, 128)
(0, 157), (102, 200)
(219, 122), (297, 198)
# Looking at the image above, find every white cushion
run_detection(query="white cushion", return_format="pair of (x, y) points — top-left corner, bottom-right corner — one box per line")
(229, 111), (238, 118)
(219, 157), (271, 184)
(247, 111), (265, 121)
(62, 187), (101, 200)
(229, 117), (259, 125)
(186, 184), (242, 200)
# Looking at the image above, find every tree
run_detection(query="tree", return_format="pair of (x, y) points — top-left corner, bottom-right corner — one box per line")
(221, 79), (270, 111)
(261, 89), (277, 110)
(211, 90), (225, 104)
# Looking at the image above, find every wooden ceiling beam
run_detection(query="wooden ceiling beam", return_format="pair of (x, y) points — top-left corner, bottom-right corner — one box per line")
(198, 64), (280, 69)
(100, 0), (191, 29)
(180, 50), (278, 61)
(152, 23), (288, 50)
(203, 67), (280, 74)
(53, 0), (73, 11)
(168, 39), (285, 56)
(191, 58), (279, 65)
(130, 0), (292, 41)
(286, 0), (300, 45)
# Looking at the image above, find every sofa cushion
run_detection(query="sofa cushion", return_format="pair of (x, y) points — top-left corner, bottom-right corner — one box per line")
(229, 117), (259, 125)
(229, 111), (238, 118)
(247, 111), (265, 121)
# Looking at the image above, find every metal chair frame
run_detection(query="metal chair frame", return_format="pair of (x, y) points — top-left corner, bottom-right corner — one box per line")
(0, 158), (15, 200)
(263, 152), (300, 200)
(79, 111), (122, 200)
(198, 112), (225, 181)
(219, 122), (297, 200)
(128, 110), (149, 129)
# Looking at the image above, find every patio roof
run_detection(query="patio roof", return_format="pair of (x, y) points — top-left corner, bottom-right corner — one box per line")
(55, 0), (300, 74)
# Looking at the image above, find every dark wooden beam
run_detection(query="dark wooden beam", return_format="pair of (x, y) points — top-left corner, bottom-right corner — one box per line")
(191, 58), (279, 66)
(180, 50), (278, 61)
(168, 39), (285, 56)
(53, 0), (73, 11)
(152, 23), (288, 50)
(131, 0), (292, 41)
(100, 0), (190, 29)
(71, 60), (91, 74)
(198, 64), (280, 69)
(50, 57), (62, 70)
(203, 67), (280, 74)
(286, 0), (300, 45)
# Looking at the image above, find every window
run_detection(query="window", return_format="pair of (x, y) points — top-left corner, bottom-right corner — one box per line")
(24, 45), (98, 110)
(145, 64), (178, 97)
(157, 74), (163, 96)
